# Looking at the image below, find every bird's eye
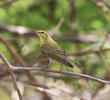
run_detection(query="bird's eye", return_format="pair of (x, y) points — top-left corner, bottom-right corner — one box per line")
(40, 32), (44, 34)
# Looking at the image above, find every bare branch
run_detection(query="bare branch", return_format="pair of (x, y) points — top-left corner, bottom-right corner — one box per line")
(0, 51), (23, 100)
(13, 67), (110, 84)
(54, 35), (98, 44)
(0, 36), (36, 81)
(54, 13), (65, 33)
(0, 25), (32, 35)
(69, 48), (110, 56)
(0, 51), (110, 84)
(0, 25), (98, 43)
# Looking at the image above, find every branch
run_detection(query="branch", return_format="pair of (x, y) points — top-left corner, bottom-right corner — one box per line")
(0, 25), (98, 43)
(54, 13), (65, 33)
(0, 0), (17, 8)
(69, 48), (110, 56)
(0, 51), (23, 100)
(0, 36), (36, 81)
(0, 51), (110, 84)
(13, 68), (110, 84)
(0, 25), (32, 35)
(54, 35), (98, 44)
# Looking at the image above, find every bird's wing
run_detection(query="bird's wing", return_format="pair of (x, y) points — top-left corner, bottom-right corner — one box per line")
(56, 49), (67, 59)
(40, 40), (68, 59)
(51, 41), (68, 59)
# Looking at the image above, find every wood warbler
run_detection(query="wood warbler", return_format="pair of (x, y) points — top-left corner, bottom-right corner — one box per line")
(34, 30), (83, 69)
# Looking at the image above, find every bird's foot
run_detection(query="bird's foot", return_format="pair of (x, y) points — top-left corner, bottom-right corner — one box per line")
(60, 64), (63, 74)
(41, 58), (53, 69)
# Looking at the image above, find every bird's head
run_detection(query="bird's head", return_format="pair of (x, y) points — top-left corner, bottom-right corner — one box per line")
(34, 30), (49, 41)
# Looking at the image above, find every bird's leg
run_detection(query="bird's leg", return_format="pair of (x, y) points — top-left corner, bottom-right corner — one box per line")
(60, 64), (63, 73)
(41, 58), (53, 69)
(60, 56), (66, 73)
(49, 58), (53, 65)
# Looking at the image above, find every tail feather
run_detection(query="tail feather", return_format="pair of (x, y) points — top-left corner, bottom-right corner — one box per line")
(67, 58), (84, 69)
(63, 60), (83, 69)
(65, 61), (73, 68)
(72, 60), (84, 69)
(60, 59), (74, 68)
(56, 57), (73, 68)
(55, 56), (83, 69)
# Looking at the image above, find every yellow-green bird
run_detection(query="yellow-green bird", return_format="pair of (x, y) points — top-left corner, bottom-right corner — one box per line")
(34, 30), (83, 69)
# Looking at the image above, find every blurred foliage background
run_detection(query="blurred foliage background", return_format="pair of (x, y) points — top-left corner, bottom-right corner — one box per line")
(0, 0), (110, 100)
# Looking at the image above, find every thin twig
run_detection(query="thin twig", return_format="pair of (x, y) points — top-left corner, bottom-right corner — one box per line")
(13, 67), (110, 84)
(70, 48), (110, 56)
(54, 13), (65, 33)
(0, 51), (23, 100)
(0, 51), (110, 84)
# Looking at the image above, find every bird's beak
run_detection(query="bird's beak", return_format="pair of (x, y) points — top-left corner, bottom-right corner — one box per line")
(32, 30), (38, 34)
(32, 30), (41, 38)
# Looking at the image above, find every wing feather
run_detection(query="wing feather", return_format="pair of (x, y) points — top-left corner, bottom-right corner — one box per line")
(56, 49), (67, 59)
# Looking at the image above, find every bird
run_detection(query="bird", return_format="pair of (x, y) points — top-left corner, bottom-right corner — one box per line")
(34, 30), (83, 70)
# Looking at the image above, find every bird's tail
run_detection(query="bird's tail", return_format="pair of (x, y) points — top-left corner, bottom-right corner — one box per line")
(56, 57), (83, 69)
(67, 58), (84, 69)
